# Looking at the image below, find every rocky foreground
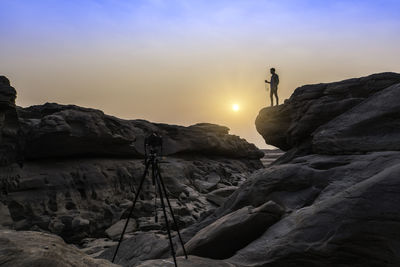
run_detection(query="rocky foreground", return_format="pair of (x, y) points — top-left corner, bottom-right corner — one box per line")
(2, 72), (400, 267)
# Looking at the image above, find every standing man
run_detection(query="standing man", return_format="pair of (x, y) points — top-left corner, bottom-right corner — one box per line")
(265, 68), (279, 106)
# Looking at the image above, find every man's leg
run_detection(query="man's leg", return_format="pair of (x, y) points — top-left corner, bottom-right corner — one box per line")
(270, 90), (274, 107)
(275, 90), (279, 106)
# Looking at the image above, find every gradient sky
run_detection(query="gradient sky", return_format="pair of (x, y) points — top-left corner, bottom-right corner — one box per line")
(1, 0), (400, 148)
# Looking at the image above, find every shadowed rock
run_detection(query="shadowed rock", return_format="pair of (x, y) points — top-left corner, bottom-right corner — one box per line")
(227, 153), (400, 267)
(4, 157), (260, 243)
(313, 83), (400, 154)
(0, 76), (21, 194)
(170, 152), (400, 267)
(105, 219), (137, 240)
(18, 103), (263, 160)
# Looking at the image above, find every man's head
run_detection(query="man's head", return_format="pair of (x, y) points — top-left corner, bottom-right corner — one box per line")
(270, 68), (276, 74)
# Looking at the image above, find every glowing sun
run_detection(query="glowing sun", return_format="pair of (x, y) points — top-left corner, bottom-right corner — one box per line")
(232, 104), (240, 112)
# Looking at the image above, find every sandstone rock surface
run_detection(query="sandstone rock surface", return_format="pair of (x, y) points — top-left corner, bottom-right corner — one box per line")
(0, 230), (118, 267)
(105, 219), (137, 240)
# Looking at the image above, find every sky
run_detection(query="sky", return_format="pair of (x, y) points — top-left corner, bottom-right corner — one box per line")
(1, 0), (400, 148)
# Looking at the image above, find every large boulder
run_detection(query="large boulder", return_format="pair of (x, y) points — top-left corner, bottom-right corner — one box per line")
(0, 230), (118, 266)
(255, 72), (400, 153)
(184, 201), (284, 259)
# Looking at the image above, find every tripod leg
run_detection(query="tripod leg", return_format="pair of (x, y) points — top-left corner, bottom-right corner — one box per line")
(154, 184), (158, 222)
(153, 162), (178, 267)
(112, 159), (151, 263)
(155, 164), (188, 259)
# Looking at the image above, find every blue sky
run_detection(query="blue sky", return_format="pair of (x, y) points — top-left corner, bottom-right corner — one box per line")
(2, 0), (399, 44)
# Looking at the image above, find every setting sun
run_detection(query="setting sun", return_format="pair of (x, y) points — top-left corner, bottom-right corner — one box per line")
(232, 104), (240, 112)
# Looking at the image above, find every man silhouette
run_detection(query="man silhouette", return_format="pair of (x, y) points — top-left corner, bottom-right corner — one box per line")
(265, 68), (279, 106)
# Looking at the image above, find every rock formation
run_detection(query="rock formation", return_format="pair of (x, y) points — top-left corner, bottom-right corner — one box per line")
(3, 72), (400, 267)
(18, 103), (263, 160)
(0, 76), (264, 264)
(133, 72), (400, 266)
(255, 72), (400, 158)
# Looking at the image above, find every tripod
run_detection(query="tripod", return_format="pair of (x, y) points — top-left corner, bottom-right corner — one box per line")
(112, 150), (188, 267)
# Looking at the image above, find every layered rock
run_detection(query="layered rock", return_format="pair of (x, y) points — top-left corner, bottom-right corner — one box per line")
(313, 82), (400, 154)
(18, 103), (263, 160)
(5, 157), (261, 243)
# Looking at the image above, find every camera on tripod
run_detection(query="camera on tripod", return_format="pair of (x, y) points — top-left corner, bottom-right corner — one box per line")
(112, 132), (188, 267)
(144, 132), (163, 156)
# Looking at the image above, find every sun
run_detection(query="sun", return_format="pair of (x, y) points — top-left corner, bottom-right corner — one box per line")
(232, 104), (240, 112)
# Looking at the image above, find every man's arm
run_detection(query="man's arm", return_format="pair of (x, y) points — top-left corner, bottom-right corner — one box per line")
(265, 80), (270, 83)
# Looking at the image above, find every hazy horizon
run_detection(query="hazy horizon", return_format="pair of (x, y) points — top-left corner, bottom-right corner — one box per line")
(2, 0), (400, 148)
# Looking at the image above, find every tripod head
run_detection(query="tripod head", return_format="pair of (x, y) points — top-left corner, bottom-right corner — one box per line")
(144, 132), (163, 158)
